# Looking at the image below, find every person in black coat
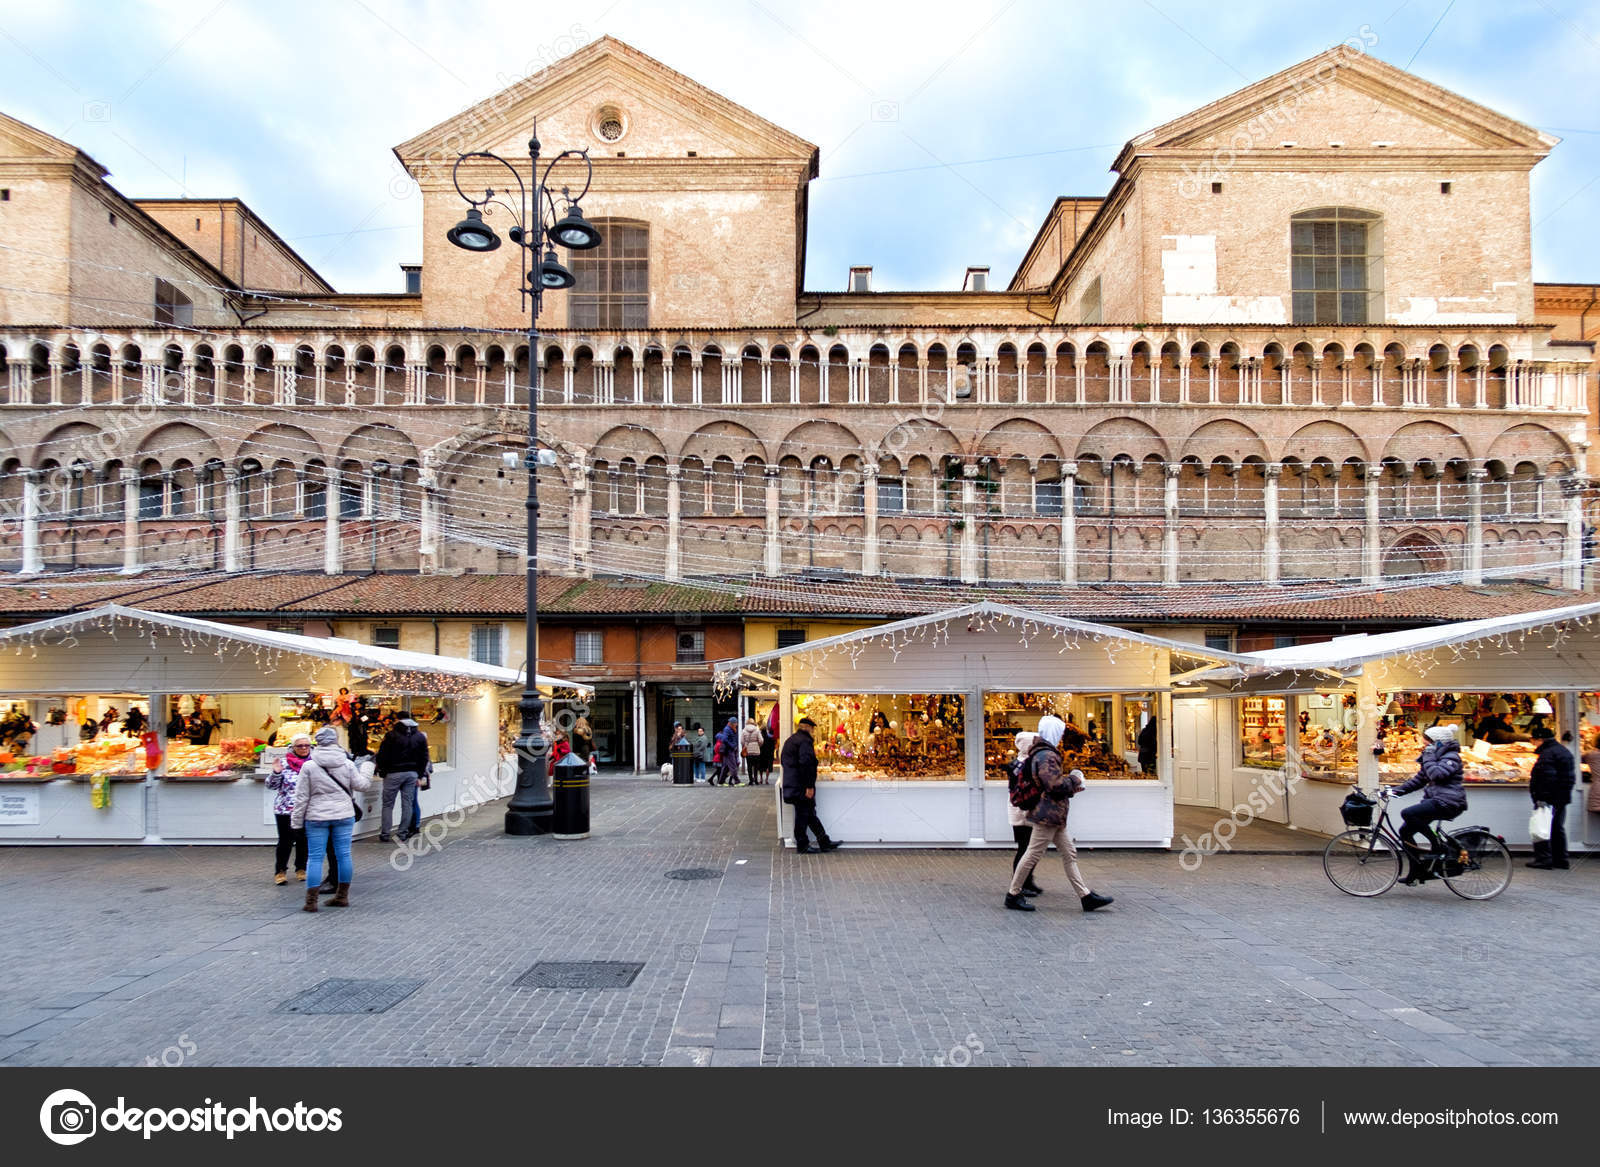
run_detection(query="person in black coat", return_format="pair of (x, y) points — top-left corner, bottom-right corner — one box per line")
(1137, 715), (1158, 772)
(1389, 723), (1468, 884)
(1527, 726), (1574, 870)
(375, 718), (432, 843)
(780, 717), (839, 853)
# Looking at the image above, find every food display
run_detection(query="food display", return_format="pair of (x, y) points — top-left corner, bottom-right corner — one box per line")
(163, 738), (264, 779)
(1240, 697), (1287, 768)
(796, 693), (965, 781)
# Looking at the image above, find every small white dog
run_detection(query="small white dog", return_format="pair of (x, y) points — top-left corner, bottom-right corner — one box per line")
(660, 762), (674, 782)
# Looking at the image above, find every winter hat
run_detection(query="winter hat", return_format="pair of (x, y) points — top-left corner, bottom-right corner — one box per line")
(1068, 769), (1086, 784)
(1014, 730), (1037, 756)
(398, 717), (419, 727)
(1036, 715), (1066, 748)
(290, 733), (313, 747)
(1423, 723), (1458, 743)
(314, 726), (340, 746)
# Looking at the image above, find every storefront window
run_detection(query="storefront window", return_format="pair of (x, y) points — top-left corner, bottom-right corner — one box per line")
(1377, 691), (1553, 785)
(1240, 696), (1287, 768)
(794, 693), (965, 781)
(1294, 691), (1357, 783)
(983, 691), (1155, 781)
(0, 695), (151, 778)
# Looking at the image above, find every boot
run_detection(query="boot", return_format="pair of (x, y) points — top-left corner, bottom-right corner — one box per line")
(1021, 876), (1043, 896)
(1004, 893), (1036, 912)
(328, 883), (351, 907)
(817, 838), (842, 852)
(1081, 891), (1114, 912)
(302, 887), (319, 913)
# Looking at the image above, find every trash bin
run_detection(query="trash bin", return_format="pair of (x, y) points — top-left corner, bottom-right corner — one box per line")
(670, 742), (695, 784)
(551, 750), (590, 839)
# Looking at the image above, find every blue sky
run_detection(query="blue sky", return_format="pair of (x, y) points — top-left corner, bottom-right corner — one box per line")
(2, 0), (1597, 294)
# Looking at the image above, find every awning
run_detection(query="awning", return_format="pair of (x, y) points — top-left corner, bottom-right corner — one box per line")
(0, 605), (592, 694)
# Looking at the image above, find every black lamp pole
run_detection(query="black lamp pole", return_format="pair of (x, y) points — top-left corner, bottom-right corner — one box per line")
(447, 124), (602, 835)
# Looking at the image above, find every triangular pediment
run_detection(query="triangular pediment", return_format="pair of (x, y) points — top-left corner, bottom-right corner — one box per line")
(396, 37), (817, 174)
(1119, 48), (1557, 166)
(0, 111), (101, 170)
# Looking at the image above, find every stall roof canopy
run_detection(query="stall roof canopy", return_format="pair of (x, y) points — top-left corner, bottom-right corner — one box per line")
(713, 601), (1252, 685)
(1199, 598), (1600, 684)
(0, 605), (591, 693)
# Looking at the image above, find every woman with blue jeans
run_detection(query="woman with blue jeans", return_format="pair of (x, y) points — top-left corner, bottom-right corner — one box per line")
(291, 726), (370, 912)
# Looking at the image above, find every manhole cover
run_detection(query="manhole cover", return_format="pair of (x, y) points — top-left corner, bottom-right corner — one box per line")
(514, 961), (644, 990)
(664, 867), (722, 881)
(279, 978), (425, 1014)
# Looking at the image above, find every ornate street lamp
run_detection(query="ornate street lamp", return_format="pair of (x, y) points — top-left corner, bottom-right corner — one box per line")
(447, 125), (602, 835)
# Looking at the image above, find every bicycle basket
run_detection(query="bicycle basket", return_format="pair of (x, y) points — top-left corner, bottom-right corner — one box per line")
(1339, 788), (1376, 827)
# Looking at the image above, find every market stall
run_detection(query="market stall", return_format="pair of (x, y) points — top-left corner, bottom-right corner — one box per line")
(1198, 600), (1600, 849)
(713, 602), (1241, 848)
(0, 605), (587, 845)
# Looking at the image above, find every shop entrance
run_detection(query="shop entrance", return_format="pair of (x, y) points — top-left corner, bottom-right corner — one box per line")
(1173, 699), (1218, 806)
(583, 692), (632, 768)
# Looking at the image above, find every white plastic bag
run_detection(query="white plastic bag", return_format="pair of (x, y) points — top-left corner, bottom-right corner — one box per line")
(1529, 803), (1553, 843)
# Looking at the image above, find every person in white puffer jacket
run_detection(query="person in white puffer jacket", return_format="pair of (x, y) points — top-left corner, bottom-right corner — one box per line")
(290, 726), (370, 912)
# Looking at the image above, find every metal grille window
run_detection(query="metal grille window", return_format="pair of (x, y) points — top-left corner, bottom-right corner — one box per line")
(1203, 629), (1234, 652)
(1035, 478), (1064, 516)
(574, 629), (603, 666)
(373, 627), (400, 650)
(569, 219), (648, 329)
(676, 630), (705, 663)
(1291, 208), (1383, 325)
(776, 628), (807, 649)
(876, 477), (905, 515)
(471, 624), (504, 667)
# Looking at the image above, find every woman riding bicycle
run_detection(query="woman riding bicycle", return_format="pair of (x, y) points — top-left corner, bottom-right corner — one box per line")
(1387, 722), (1467, 885)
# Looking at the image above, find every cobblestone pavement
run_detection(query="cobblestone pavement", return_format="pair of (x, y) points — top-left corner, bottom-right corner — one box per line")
(1, 780), (1595, 1067)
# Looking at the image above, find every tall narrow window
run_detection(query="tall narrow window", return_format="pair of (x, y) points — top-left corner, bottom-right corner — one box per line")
(470, 624), (504, 667)
(1290, 208), (1382, 325)
(568, 219), (648, 328)
(574, 629), (604, 665)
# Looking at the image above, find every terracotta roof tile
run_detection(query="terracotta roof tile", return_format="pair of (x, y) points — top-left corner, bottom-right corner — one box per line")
(0, 572), (1583, 627)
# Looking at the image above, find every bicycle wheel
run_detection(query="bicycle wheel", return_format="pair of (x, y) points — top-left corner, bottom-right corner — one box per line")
(1440, 829), (1512, 900)
(1323, 829), (1401, 897)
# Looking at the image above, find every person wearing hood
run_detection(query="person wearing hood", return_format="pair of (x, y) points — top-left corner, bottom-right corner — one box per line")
(1388, 722), (1468, 885)
(716, 717), (742, 786)
(1006, 715), (1113, 913)
(1527, 724), (1574, 870)
(375, 716), (432, 844)
(1007, 731), (1043, 898)
(291, 727), (370, 911)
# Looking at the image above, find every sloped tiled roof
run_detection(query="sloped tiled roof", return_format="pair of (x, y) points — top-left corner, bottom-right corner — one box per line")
(0, 572), (1583, 626)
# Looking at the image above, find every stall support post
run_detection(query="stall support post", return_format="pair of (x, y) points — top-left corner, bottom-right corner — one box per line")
(1562, 691), (1581, 841)
(1355, 674), (1379, 792)
(965, 684), (984, 846)
(146, 691), (167, 843)
(1157, 689), (1173, 785)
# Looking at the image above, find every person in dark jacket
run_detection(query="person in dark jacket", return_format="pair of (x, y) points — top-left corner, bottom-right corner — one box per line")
(1137, 715), (1158, 772)
(1006, 715), (1112, 913)
(1389, 723), (1468, 884)
(375, 717), (431, 843)
(1527, 725), (1574, 869)
(780, 717), (838, 852)
(1473, 712), (1527, 745)
(716, 717), (742, 786)
(347, 697), (371, 759)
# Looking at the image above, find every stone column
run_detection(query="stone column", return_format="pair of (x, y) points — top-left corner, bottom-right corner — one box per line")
(1363, 465), (1382, 586)
(20, 470), (43, 575)
(861, 462), (879, 575)
(763, 465), (781, 576)
(119, 466), (140, 574)
(418, 473), (438, 574)
(665, 461), (682, 581)
(1162, 462), (1180, 586)
(1060, 460), (1078, 587)
(959, 461), (979, 584)
(1563, 474), (1583, 591)
(222, 469), (241, 573)
(322, 470), (340, 574)
(569, 459), (589, 577)
(1466, 468), (1486, 585)
(1262, 464), (1281, 585)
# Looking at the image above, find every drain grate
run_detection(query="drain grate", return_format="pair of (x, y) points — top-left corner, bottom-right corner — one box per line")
(280, 978), (425, 1014)
(664, 867), (722, 881)
(514, 961), (644, 990)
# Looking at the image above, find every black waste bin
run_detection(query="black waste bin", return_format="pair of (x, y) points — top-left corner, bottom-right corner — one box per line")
(551, 751), (590, 839)
(670, 744), (695, 784)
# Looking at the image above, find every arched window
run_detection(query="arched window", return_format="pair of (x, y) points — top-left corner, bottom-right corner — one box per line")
(1290, 208), (1382, 325)
(568, 219), (648, 328)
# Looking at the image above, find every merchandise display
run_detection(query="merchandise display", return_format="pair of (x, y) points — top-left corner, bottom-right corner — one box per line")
(1240, 697), (1288, 768)
(982, 691), (1151, 781)
(795, 693), (965, 781)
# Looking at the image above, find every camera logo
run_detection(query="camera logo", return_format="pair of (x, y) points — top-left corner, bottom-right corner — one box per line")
(40, 1088), (97, 1146)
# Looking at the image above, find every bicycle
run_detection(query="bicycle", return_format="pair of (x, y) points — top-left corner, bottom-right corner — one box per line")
(1322, 787), (1512, 900)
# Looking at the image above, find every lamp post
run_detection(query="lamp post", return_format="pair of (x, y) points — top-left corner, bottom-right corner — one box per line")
(446, 125), (602, 835)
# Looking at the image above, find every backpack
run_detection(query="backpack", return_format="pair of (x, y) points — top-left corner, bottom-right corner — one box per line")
(1009, 750), (1045, 810)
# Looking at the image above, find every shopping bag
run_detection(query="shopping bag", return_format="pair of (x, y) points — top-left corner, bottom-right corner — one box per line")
(1529, 803), (1553, 843)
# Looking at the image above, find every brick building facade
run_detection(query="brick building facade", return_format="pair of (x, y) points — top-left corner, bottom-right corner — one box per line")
(1, 37), (1595, 727)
